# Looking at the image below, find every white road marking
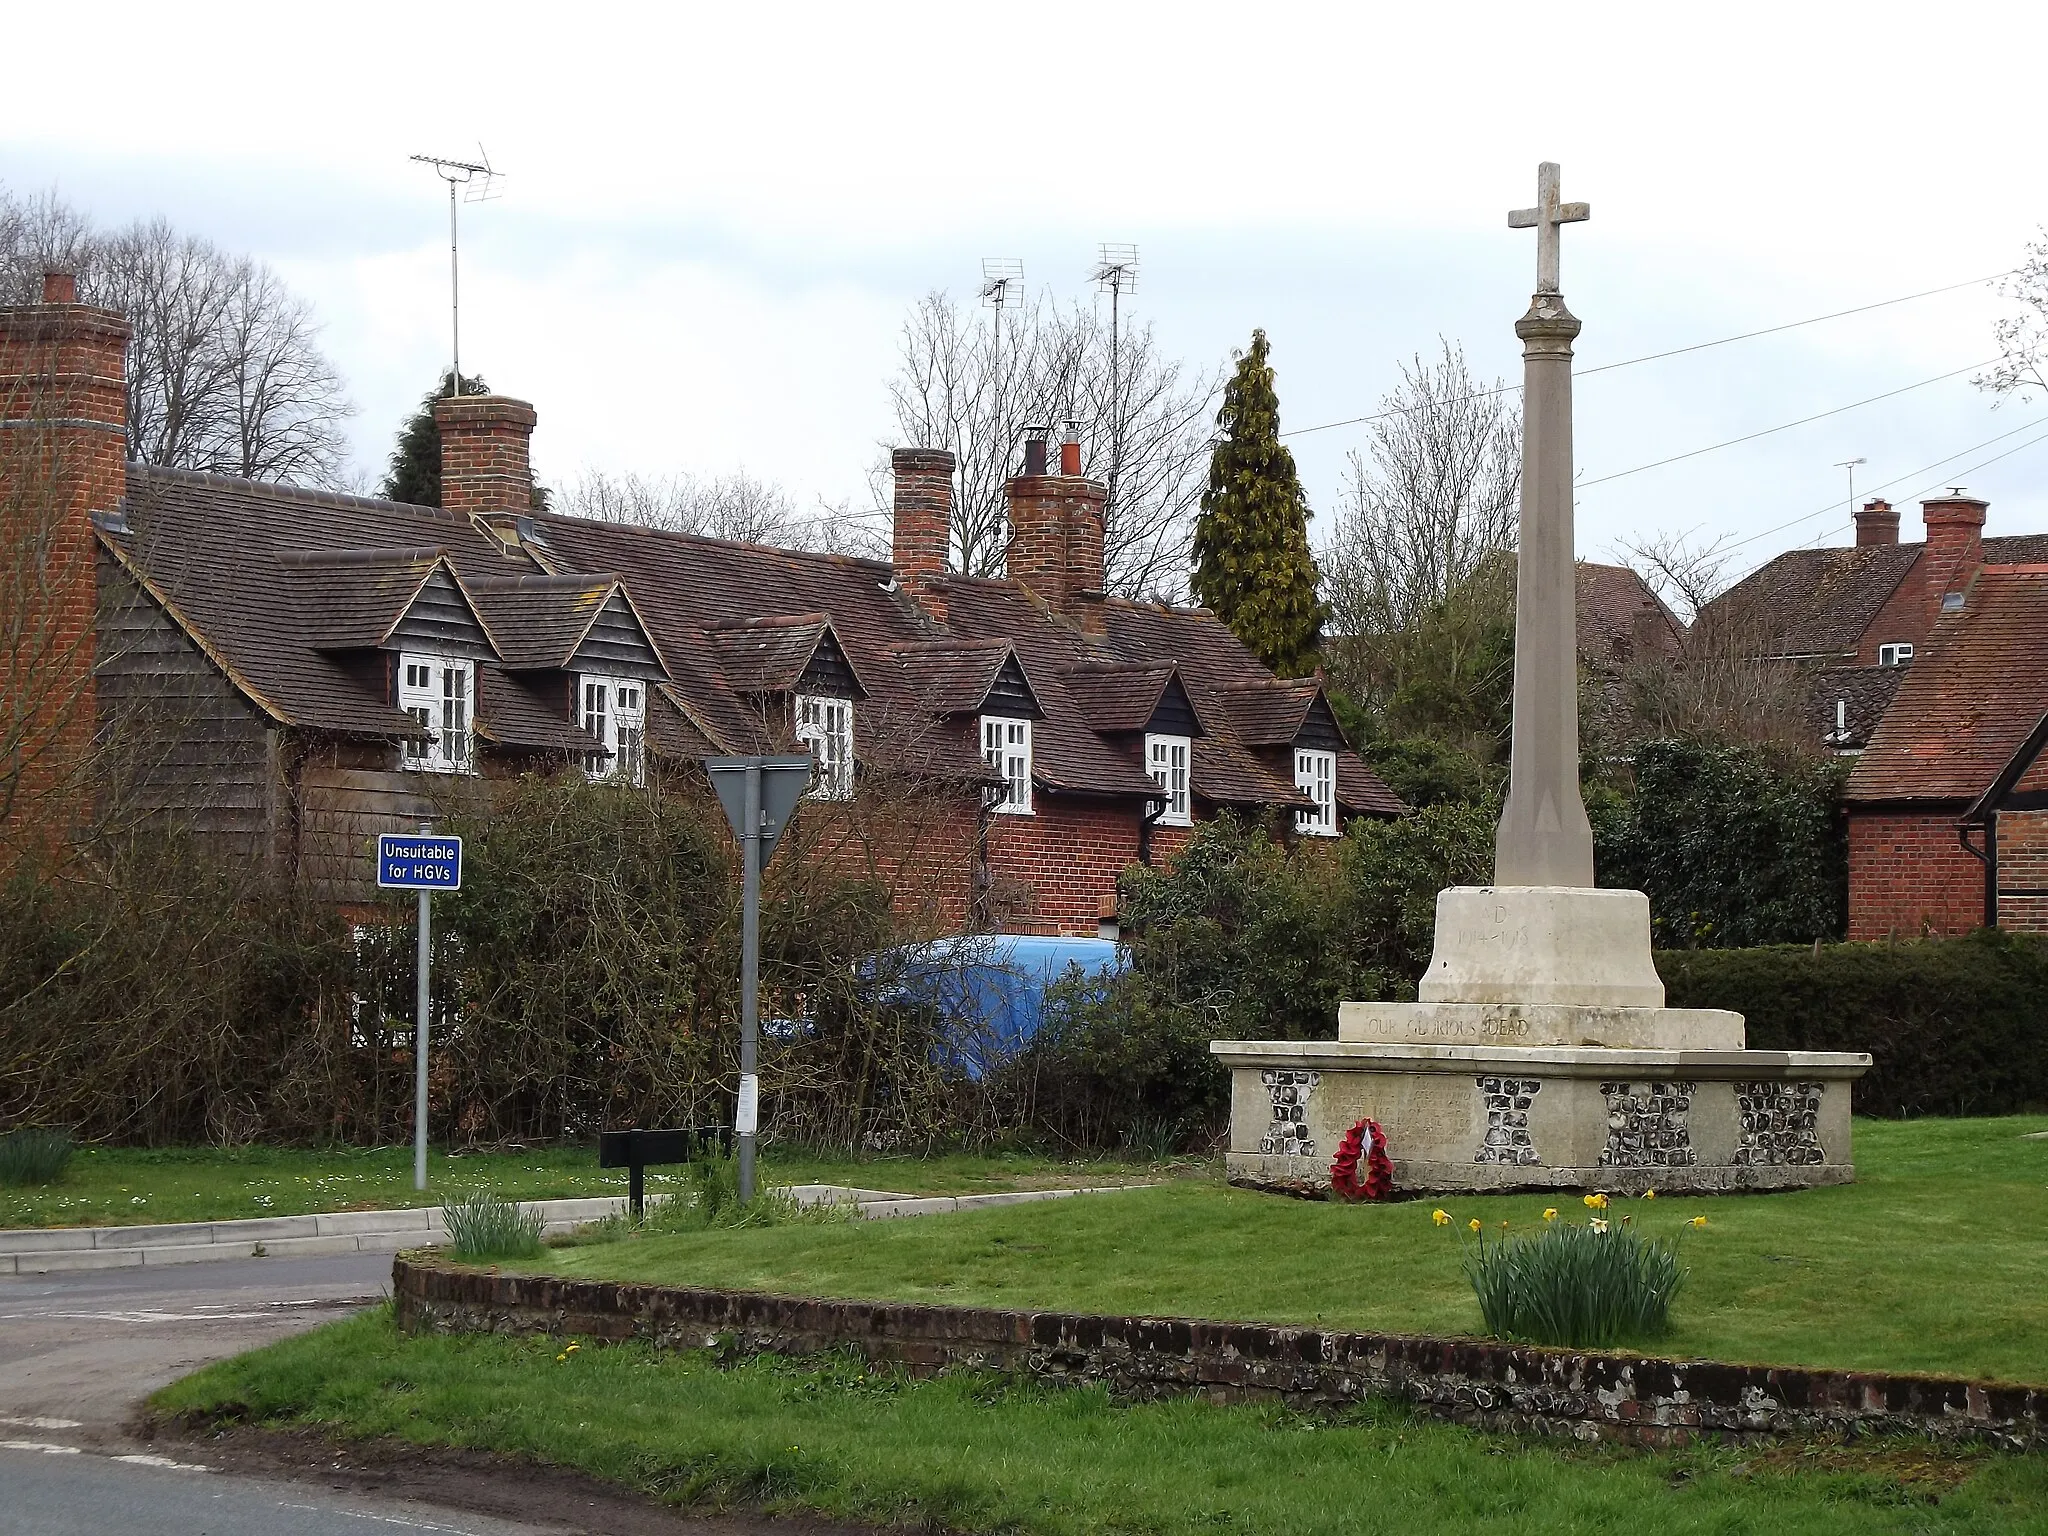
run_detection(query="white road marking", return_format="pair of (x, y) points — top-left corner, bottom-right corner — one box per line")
(112, 1453), (213, 1472)
(0, 1440), (82, 1454)
(0, 1297), (377, 1325)
(277, 1502), (494, 1532)
(0, 1414), (83, 1430)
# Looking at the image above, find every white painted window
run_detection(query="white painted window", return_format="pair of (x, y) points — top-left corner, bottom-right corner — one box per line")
(580, 675), (646, 785)
(796, 694), (855, 800)
(1146, 733), (1192, 826)
(1294, 748), (1337, 837)
(982, 716), (1033, 814)
(398, 654), (474, 773)
(1878, 642), (1914, 668)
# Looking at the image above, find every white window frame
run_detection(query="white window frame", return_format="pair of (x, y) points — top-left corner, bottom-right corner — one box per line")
(796, 694), (855, 801)
(1877, 642), (1914, 668)
(982, 715), (1033, 815)
(1146, 733), (1192, 826)
(1294, 748), (1337, 837)
(580, 674), (646, 786)
(397, 653), (475, 774)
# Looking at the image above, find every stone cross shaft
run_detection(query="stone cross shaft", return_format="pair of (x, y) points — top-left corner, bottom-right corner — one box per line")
(1495, 162), (1595, 888)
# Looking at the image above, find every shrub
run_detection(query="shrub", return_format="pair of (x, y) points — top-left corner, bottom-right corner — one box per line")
(1456, 1210), (1687, 1348)
(443, 1188), (545, 1260)
(1658, 928), (2048, 1117)
(0, 1126), (73, 1186)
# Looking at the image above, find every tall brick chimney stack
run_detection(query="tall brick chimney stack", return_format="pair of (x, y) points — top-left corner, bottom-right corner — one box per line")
(891, 446), (956, 621)
(1006, 422), (1108, 633)
(1920, 490), (1986, 614)
(0, 269), (131, 844)
(1854, 497), (1898, 547)
(434, 394), (537, 531)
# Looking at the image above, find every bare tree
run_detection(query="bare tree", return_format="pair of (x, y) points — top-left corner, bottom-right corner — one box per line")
(0, 186), (354, 488)
(557, 466), (882, 557)
(1614, 528), (1736, 626)
(1321, 339), (1521, 640)
(881, 288), (1217, 600)
(1981, 228), (2048, 403)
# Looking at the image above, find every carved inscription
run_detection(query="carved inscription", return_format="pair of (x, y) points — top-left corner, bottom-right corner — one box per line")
(1598, 1081), (1697, 1168)
(1733, 1081), (1826, 1166)
(1259, 1068), (1319, 1158)
(1475, 1075), (1542, 1165)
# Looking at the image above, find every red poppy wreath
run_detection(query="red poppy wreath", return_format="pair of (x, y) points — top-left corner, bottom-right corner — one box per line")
(1329, 1117), (1394, 1202)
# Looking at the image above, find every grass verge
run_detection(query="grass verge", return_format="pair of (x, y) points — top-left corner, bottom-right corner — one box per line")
(525, 1116), (2048, 1383)
(155, 1309), (2048, 1536)
(0, 1142), (1188, 1229)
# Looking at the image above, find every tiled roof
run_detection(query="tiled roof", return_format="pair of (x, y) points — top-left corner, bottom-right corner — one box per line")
(467, 574), (623, 670)
(1847, 565), (2048, 803)
(104, 466), (1401, 816)
(1707, 544), (1920, 658)
(1214, 679), (1317, 746)
(1811, 665), (1905, 752)
(1577, 562), (1682, 664)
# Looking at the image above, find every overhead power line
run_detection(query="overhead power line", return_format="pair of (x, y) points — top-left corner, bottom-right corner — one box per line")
(1280, 270), (2010, 440)
(1576, 360), (1996, 489)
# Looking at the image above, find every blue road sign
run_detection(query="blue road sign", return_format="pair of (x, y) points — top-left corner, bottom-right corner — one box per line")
(376, 832), (463, 890)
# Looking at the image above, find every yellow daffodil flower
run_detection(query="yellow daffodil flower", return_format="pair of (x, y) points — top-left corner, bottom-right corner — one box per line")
(1432, 1209), (1451, 1227)
(1469, 1218), (1482, 1233)
(1641, 1189), (1656, 1200)
(1689, 1215), (1709, 1229)
(1542, 1208), (1558, 1222)
(1583, 1192), (1609, 1210)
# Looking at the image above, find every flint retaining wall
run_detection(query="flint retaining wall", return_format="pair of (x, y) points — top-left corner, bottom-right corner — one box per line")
(392, 1259), (2044, 1450)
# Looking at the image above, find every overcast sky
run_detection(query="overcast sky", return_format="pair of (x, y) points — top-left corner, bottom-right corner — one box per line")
(9, 1), (2048, 580)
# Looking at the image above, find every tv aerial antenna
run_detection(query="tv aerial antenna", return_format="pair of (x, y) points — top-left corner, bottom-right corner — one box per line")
(981, 258), (1024, 440)
(1834, 457), (1867, 530)
(410, 146), (504, 398)
(1090, 244), (1139, 500)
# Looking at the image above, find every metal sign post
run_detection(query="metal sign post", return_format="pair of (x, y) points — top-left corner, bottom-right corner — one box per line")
(377, 828), (464, 1192)
(705, 756), (813, 1202)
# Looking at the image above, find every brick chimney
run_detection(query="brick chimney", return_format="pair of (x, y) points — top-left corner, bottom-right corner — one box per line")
(891, 446), (955, 621)
(0, 270), (131, 844)
(1854, 497), (1898, 547)
(1920, 490), (1986, 613)
(434, 394), (536, 532)
(1006, 421), (1107, 633)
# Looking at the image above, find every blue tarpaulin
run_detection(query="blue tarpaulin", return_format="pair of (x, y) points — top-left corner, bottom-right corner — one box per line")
(869, 935), (1128, 1079)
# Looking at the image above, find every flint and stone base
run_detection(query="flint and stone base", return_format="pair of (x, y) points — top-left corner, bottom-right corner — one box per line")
(1215, 885), (1872, 1197)
(1212, 1040), (1869, 1195)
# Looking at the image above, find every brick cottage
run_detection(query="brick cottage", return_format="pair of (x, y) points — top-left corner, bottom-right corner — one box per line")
(0, 276), (1400, 935)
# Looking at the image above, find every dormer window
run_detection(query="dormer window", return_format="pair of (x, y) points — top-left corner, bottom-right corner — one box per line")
(797, 694), (855, 800)
(1146, 733), (1191, 826)
(398, 654), (474, 773)
(1294, 748), (1337, 837)
(1878, 642), (1914, 668)
(581, 675), (646, 786)
(982, 716), (1033, 814)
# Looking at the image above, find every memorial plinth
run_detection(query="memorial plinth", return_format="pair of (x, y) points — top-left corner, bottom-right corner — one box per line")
(1213, 886), (1870, 1196)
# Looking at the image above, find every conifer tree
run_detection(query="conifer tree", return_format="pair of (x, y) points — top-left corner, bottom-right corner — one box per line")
(379, 371), (489, 506)
(1191, 330), (1327, 676)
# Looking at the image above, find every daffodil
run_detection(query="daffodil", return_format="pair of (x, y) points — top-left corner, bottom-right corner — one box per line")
(1542, 1208), (1558, 1222)
(1583, 1192), (1609, 1210)
(1432, 1209), (1451, 1227)
(1689, 1215), (1709, 1229)
(1590, 1217), (1609, 1234)
(1469, 1218), (1482, 1233)
(1641, 1189), (1656, 1201)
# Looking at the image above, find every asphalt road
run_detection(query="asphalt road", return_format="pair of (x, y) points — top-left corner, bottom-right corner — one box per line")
(0, 1252), (584, 1533)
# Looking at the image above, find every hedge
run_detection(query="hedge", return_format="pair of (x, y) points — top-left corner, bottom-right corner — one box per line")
(1657, 928), (2048, 1118)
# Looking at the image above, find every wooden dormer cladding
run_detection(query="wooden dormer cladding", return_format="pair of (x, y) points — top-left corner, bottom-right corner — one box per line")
(704, 614), (868, 700)
(984, 652), (1039, 719)
(465, 575), (668, 679)
(578, 589), (663, 676)
(1060, 661), (1205, 738)
(1294, 691), (1346, 751)
(283, 547), (491, 659)
(387, 565), (495, 658)
(889, 640), (1043, 720)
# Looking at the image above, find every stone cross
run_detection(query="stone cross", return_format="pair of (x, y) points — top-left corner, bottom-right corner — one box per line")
(1494, 162), (1595, 888)
(1507, 161), (1589, 296)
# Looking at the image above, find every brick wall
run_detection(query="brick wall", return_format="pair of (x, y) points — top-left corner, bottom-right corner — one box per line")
(1005, 473), (1106, 617)
(986, 797), (1141, 935)
(1995, 808), (2048, 935)
(1846, 809), (1984, 939)
(394, 1258), (2048, 1451)
(1854, 548), (1930, 666)
(0, 281), (131, 852)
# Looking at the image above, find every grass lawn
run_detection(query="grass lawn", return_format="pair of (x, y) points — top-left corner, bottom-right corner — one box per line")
(0, 1142), (1181, 1230)
(155, 1309), (2048, 1536)
(526, 1116), (2048, 1384)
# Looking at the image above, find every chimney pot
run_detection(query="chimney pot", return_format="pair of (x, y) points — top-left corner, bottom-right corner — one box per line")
(41, 270), (76, 304)
(1059, 420), (1083, 477)
(1021, 424), (1049, 477)
(1854, 497), (1898, 547)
